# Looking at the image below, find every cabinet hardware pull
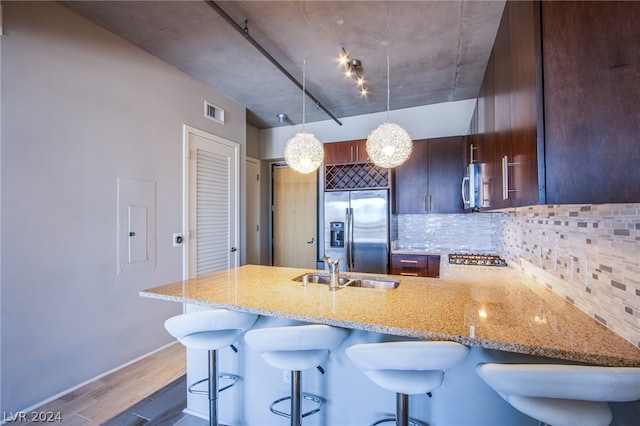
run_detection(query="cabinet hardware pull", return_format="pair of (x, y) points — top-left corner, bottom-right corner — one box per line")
(501, 155), (520, 200)
(469, 143), (477, 164)
(400, 260), (418, 264)
(424, 195), (432, 212)
(501, 156), (508, 200)
(400, 272), (419, 276)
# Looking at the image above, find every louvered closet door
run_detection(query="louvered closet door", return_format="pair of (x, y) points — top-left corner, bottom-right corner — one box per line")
(186, 127), (239, 278)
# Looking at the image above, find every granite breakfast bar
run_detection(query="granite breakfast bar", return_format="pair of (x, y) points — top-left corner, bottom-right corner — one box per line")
(140, 263), (640, 425)
(141, 263), (640, 367)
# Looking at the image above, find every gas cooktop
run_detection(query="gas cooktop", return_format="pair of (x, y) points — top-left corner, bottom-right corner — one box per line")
(448, 253), (507, 267)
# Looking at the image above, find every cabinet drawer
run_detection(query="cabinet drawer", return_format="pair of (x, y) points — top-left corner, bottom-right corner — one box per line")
(391, 254), (440, 278)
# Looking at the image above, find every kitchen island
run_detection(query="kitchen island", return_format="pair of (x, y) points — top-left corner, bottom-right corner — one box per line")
(141, 263), (640, 367)
(141, 263), (640, 425)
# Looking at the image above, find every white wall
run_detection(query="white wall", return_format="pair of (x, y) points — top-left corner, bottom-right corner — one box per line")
(0, 2), (246, 412)
(259, 99), (476, 160)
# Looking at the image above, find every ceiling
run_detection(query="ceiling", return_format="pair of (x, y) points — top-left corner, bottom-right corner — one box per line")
(60, 1), (505, 130)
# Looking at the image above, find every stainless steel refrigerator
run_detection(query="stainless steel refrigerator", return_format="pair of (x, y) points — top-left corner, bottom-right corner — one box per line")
(323, 189), (389, 274)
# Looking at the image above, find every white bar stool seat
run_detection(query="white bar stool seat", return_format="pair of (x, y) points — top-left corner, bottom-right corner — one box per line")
(476, 363), (640, 426)
(164, 309), (258, 426)
(346, 341), (469, 426)
(244, 324), (349, 426)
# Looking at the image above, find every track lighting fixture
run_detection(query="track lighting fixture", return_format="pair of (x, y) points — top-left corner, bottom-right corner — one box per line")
(339, 47), (368, 96)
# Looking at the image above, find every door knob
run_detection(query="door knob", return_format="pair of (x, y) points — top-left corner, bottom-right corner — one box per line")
(307, 237), (315, 244)
(230, 247), (237, 252)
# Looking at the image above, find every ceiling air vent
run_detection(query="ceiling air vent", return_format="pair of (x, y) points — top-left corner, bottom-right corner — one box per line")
(204, 101), (225, 124)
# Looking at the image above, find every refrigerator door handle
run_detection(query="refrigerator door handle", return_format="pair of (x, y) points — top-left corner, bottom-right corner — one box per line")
(350, 207), (355, 269)
(344, 207), (350, 269)
(346, 207), (354, 270)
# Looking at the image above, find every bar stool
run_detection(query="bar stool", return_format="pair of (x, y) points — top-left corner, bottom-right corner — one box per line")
(244, 324), (349, 426)
(476, 363), (640, 426)
(346, 341), (470, 426)
(164, 309), (258, 426)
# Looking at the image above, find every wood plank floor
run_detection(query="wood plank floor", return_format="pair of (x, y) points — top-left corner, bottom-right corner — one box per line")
(23, 343), (193, 426)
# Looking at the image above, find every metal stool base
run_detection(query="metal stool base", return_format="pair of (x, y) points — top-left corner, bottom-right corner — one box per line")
(269, 394), (322, 419)
(371, 418), (420, 426)
(188, 374), (239, 395)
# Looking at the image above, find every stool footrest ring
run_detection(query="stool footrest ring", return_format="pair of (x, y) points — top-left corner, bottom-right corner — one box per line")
(371, 417), (421, 426)
(269, 394), (322, 419)
(188, 374), (240, 395)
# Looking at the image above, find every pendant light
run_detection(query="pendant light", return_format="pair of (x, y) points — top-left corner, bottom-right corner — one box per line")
(283, 2), (324, 174)
(366, 1), (412, 169)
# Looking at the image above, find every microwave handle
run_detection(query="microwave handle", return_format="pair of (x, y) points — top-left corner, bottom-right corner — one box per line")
(461, 175), (470, 206)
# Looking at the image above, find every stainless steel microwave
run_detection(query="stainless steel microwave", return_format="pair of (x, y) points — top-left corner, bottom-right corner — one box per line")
(462, 163), (481, 210)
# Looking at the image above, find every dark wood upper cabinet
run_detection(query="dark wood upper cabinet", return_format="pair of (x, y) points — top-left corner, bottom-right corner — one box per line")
(540, 1), (640, 204)
(470, 1), (541, 210)
(324, 139), (369, 165)
(393, 136), (465, 214)
(469, 0), (639, 208)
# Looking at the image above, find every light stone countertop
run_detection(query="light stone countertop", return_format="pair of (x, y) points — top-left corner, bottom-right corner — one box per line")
(140, 263), (640, 367)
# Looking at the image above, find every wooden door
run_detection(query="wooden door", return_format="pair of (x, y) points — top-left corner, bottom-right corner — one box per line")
(246, 157), (261, 265)
(272, 165), (317, 269)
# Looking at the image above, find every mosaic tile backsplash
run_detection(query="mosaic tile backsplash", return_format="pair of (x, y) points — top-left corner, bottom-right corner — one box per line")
(395, 204), (640, 348)
(496, 204), (640, 348)
(394, 213), (499, 252)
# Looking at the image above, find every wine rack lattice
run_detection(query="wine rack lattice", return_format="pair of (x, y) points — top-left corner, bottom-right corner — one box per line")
(325, 163), (389, 190)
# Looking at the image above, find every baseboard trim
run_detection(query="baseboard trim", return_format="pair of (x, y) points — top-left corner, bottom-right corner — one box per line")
(7, 341), (180, 420)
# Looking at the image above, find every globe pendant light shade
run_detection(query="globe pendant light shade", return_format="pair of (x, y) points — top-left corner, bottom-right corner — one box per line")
(366, 1), (413, 169)
(284, 131), (324, 174)
(366, 122), (413, 168)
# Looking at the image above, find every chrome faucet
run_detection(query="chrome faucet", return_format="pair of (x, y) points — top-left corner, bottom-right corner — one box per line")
(323, 254), (341, 291)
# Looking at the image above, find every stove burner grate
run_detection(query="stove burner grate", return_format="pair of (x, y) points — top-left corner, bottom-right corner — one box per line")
(448, 253), (507, 267)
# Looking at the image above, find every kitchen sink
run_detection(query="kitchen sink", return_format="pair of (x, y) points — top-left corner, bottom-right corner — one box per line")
(292, 273), (400, 290)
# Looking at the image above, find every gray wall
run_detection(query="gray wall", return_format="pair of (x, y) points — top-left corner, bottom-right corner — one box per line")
(1, 2), (246, 412)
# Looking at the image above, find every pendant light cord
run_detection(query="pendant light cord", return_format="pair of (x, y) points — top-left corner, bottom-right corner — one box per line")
(386, 0), (390, 122)
(302, 1), (307, 132)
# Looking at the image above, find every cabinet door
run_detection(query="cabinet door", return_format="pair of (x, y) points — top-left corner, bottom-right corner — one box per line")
(492, 7), (514, 210)
(353, 139), (370, 163)
(394, 138), (464, 214)
(541, 1), (640, 203)
(475, 1), (540, 211)
(476, 50), (499, 211)
(427, 137), (464, 213)
(508, 0), (540, 207)
(324, 140), (369, 165)
(324, 142), (353, 165)
(393, 139), (429, 213)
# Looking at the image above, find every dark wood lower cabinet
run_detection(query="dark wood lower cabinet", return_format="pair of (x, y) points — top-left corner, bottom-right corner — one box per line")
(391, 254), (440, 278)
